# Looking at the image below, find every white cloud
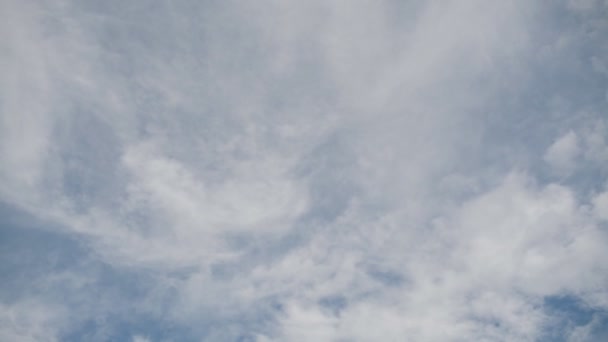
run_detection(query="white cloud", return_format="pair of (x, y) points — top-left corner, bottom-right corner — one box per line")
(544, 131), (580, 175)
(263, 172), (608, 341)
(593, 191), (608, 221)
(132, 335), (151, 342)
(0, 301), (67, 342)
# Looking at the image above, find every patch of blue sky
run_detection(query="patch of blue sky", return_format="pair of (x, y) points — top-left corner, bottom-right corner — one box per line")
(541, 295), (608, 341)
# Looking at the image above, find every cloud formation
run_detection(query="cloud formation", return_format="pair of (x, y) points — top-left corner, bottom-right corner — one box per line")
(1, 0), (607, 341)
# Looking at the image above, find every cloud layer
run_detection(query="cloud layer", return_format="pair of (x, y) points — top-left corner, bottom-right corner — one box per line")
(1, 0), (608, 341)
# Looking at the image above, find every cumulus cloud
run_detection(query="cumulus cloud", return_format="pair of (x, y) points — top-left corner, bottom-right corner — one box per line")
(1, 0), (607, 341)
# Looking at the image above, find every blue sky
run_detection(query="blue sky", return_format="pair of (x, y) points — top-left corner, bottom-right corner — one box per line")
(1, 0), (608, 341)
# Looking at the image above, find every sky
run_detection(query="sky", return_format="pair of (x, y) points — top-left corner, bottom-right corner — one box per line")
(1, 0), (608, 341)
